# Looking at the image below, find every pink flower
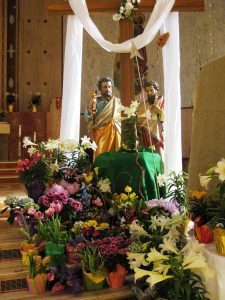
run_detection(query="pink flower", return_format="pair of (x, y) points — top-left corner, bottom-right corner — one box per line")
(39, 196), (50, 207)
(34, 211), (44, 220)
(45, 183), (68, 196)
(92, 198), (103, 207)
(69, 199), (83, 211)
(45, 207), (55, 216)
(27, 208), (36, 215)
(60, 180), (80, 195)
(50, 200), (63, 213)
(51, 282), (65, 294)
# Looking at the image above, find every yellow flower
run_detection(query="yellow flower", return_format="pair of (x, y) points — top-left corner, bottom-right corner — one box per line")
(33, 255), (42, 266)
(125, 185), (132, 193)
(129, 192), (136, 201)
(191, 190), (207, 199)
(86, 172), (93, 183)
(84, 220), (97, 228)
(99, 223), (109, 230)
(120, 193), (128, 201)
(42, 256), (51, 265)
(94, 167), (99, 176)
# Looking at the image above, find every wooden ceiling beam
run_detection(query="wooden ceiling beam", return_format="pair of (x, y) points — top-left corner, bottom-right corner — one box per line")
(48, 0), (205, 16)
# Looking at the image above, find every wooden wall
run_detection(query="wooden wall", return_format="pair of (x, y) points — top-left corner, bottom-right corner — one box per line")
(0, 0), (7, 111)
(18, 0), (63, 112)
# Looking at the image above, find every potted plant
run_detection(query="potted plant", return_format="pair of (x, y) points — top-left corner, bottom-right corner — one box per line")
(77, 245), (106, 291)
(187, 191), (214, 244)
(27, 252), (51, 295)
(36, 213), (69, 266)
(98, 235), (130, 289)
(28, 91), (42, 112)
(198, 158), (225, 255)
(6, 92), (17, 112)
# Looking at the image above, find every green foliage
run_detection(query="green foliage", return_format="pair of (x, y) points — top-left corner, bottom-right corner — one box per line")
(78, 246), (105, 276)
(36, 214), (69, 245)
(166, 171), (188, 207)
(18, 158), (50, 186)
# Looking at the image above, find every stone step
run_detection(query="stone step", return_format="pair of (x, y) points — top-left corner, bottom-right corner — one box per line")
(0, 260), (28, 281)
(0, 176), (20, 184)
(0, 161), (18, 169)
(0, 169), (18, 176)
(1, 285), (134, 299)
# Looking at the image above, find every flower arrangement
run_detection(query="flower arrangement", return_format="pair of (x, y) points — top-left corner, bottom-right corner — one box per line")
(29, 91), (42, 106)
(188, 158), (225, 230)
(113, 0), (141, 21)
(127, 199), (213, 299)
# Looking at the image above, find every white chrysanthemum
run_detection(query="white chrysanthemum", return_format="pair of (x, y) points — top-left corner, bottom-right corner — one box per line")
(23, 136), (37, 148)
(199, 175), (211, 189)
(97, 178), (111, 193)
(215, 158), (225, 181)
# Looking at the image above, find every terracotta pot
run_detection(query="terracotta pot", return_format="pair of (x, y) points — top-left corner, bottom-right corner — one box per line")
(213, 228), (225, 256)
(27, 273), (47, 295)
(194, 219), (213, 244)
(107, 264), (128, 289)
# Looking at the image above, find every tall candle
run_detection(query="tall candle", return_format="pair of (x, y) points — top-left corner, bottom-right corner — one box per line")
(33, 131), (36, 143)
(19, 125), (21, 137)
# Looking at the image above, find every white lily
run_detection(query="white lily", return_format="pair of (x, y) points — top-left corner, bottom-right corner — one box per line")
(199, 174), (211, 190)
(127, 252), (148, 269)
(80, 135), (92, 149)
(130, 220), (149, 237)
(146, 248), (169, 263)
(215, 158), (225, 181)
(23, 136), (37, 148)
(59, 139), (78, 152)
(134, 267), (173, 287)
(45, 139), (59, 150)
(27, 146), (37, 156)
(159, 237), (179, 254)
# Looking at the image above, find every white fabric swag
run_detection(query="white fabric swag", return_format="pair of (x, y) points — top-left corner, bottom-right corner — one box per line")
(60, 0), (182, 173)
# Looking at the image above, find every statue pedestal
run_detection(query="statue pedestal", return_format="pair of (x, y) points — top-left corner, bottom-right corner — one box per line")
(94, 148), (164, 200)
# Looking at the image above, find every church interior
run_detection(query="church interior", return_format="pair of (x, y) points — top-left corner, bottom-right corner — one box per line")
(0, 0), (225, 299)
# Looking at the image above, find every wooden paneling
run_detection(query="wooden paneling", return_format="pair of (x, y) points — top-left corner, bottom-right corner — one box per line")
(48, 0), (205, 15)
(0, 0), (7, 111)
(6, 112), (47, 160)
(181, 107), (193, 159)
(18, 0), (62, 112)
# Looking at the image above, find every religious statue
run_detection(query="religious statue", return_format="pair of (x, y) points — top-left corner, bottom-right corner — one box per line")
(137, 80), (164, 160)
(87, 77), (121, 161)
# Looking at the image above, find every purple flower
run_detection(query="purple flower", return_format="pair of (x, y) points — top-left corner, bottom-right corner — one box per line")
(146, 198), (179, 214)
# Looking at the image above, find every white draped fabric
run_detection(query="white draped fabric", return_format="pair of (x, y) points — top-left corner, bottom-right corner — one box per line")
(161, 13), (182, 173)
(61, 0), (182, 173)
(60, 16), (83, 140)
(69, 0), (175, 53)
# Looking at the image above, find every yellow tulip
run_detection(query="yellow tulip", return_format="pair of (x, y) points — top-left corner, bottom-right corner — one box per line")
(125, 185), (132, 193)
(94, 167), (99, 176)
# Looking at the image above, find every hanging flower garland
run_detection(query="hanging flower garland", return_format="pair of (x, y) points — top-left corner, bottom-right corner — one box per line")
(113, 0), (141, 21)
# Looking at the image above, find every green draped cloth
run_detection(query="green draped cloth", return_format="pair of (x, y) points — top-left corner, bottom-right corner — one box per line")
(94, 148), (164, 200)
